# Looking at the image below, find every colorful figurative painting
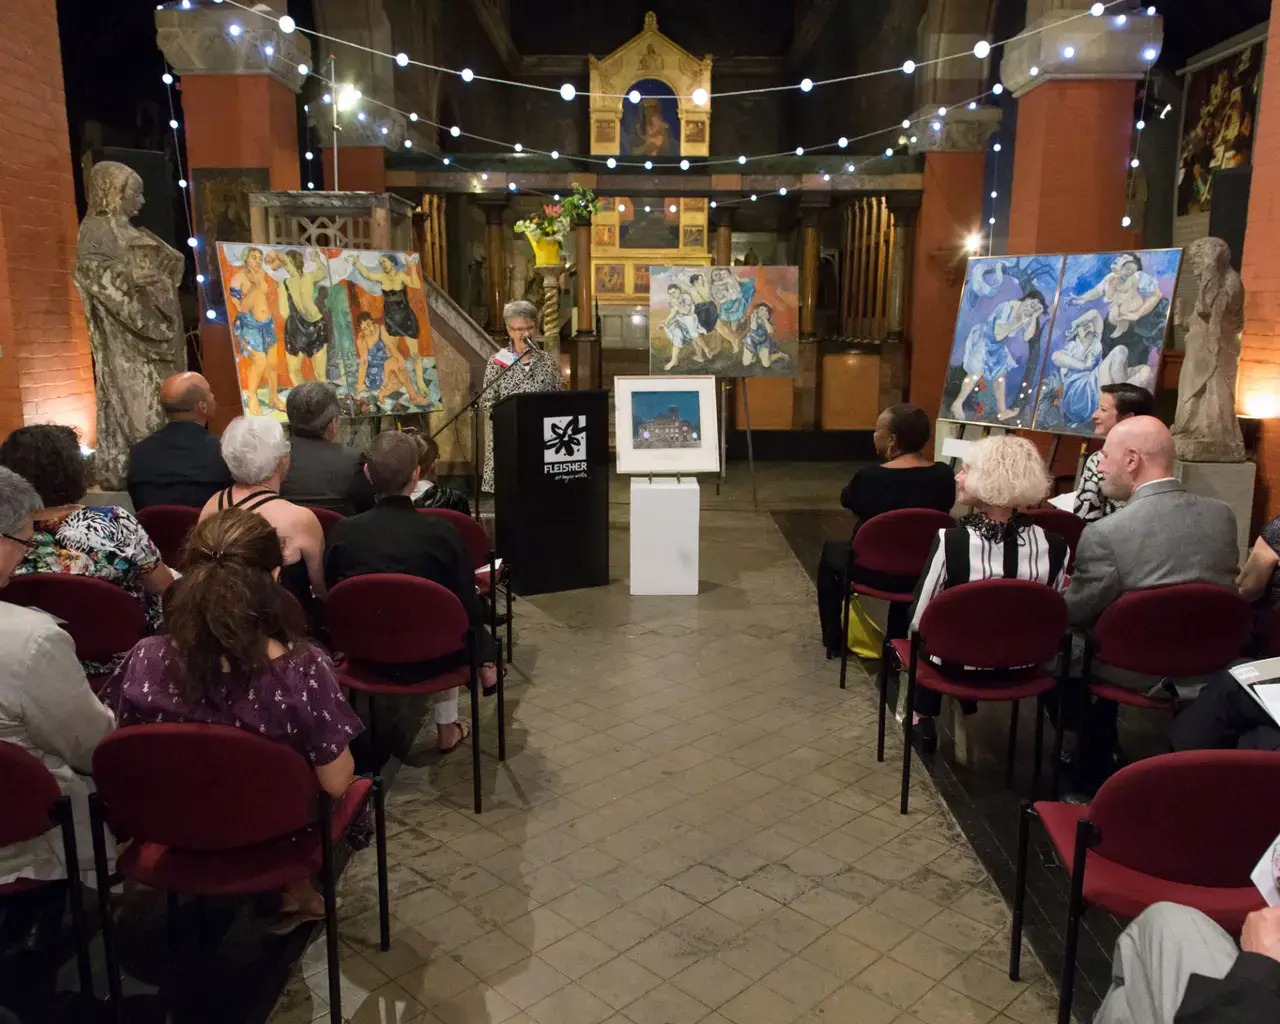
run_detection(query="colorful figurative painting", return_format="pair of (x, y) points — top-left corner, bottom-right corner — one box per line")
(621, 78), (679, 157)
(216, 243), (443, 421)
(632, 390), (702, 450)
(1031, 249), (1183, 436)
(620, 197), (680, 249)
(941, 256), (1065, 426)
(649, 265), (798, 377)
(1178, 42), (1262, 217)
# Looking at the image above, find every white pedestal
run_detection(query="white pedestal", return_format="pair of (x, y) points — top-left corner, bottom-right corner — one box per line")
(1174, 459), (1257, 565)
(630, 477), (700, 596)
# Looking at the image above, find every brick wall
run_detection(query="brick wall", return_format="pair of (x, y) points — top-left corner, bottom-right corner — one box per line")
(1239, 0), (1280, 522)
(0, 0), (96, 441)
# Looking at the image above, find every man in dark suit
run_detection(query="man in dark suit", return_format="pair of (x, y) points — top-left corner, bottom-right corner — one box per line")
(126, 372), (232, 510)
(324, 431), (496, 753)
(280, 382), (374, 515)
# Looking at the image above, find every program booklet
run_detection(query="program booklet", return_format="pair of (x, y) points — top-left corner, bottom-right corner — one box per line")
(1229, 658), (1280, 727)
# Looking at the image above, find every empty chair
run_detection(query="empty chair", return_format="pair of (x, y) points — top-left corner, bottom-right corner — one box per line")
(134, 504), (202, 568)
(1022, 507), (1086, 572)
(418, 507), (513, 660)
(305, 505), (345, 541)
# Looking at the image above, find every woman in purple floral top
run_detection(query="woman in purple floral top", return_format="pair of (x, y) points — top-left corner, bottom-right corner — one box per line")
(98, 508), (364, 933)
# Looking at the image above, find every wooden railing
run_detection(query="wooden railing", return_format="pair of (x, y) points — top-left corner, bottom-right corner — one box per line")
(841, 196), (899, 342)
(413, 194), (449, 290)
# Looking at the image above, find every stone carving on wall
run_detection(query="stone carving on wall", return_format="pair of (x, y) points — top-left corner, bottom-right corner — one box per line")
(75, 162), (187, 489)
(1172, 237), (1246, 463)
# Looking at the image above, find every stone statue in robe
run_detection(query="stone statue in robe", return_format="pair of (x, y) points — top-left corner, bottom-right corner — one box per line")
(1172, 236), (1246, 463)
(74, 161), (187, 489)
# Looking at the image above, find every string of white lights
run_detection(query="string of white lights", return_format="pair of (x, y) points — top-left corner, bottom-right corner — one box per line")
(1122, 63), (1156, 229)
(199, 0), (1146, 105)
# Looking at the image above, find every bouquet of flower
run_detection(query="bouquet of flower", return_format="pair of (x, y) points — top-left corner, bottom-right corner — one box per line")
(514, 183), (601, 242)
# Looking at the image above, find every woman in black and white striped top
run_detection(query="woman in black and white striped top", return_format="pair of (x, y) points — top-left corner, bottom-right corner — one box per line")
(908, 434), (1068, 750)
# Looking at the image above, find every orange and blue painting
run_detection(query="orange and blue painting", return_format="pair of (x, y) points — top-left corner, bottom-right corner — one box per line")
(216, 243), (442, 420)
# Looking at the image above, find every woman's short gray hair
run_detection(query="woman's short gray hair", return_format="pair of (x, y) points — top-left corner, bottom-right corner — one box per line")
(962, 434), (1051, 510)
(503, 299), (538, 324)
(221, 415), (291, 485)
(0, 467), (41, 536)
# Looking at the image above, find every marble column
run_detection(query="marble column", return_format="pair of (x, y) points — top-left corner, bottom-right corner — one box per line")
(477, 197), (509, 337)
(572, 220), (599, 390)
(795, 197), (827, 430)
(156, 3), (310, 430)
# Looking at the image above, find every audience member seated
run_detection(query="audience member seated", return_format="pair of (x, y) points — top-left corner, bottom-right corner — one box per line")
(1096, 902), (1280, 1023)
(0, 467), (115, 886)
(817, 404), (956, 657)
(98, 509), (363, 933)
(907, 435), (1067, 751)
(402, 428), (472, 514)
(1074, 382), (1155, 523)
(202, 415), (326, 617)
(324, 432), (497, 753)
(126, 372), (232, 511)
(1234, 512), (1280, 655)
(0, 425), (175, 674)
(280, 382), (374, 516)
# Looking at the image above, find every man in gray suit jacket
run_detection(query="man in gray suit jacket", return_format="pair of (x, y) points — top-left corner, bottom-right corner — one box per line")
(1066, 416), (1239, 634)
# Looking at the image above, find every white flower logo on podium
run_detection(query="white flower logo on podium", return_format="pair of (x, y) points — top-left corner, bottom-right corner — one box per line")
(543, 415), (589, 480)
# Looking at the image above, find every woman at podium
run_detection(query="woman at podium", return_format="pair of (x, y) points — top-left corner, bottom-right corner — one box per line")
(480, 299), (564, 492)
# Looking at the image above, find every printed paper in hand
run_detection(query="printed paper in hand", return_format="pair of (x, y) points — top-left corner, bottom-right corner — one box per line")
(1253, 832), (1280, 907)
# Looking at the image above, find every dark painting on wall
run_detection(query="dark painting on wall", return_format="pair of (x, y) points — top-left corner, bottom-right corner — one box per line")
(1178, 42), (1263, 217)
(619, 197), (679, 249)
(621, 78), (679, 157)
(192, 167), (271, 311)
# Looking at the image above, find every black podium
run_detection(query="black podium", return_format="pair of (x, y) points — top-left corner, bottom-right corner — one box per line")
(493, 389), (610, 595)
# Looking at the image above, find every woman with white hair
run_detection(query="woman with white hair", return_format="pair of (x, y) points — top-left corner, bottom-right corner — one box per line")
(479, 298), (564, 493)
(200, 416), (326, 611)
(907, 434), (1069, 750)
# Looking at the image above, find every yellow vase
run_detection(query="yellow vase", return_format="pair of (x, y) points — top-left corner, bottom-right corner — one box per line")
(525, 233), (562, 266)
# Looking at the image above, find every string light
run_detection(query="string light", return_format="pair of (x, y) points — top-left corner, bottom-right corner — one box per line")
(838, 136), (848, 147)
(1091, 1), (1104, 13)
(800, 78), (813, 92)
(161, 66), (219, 321)
(795, 146), (804, 156)
(938, 106), (947, 116)
(395, 52), (409, 67)
(680, 158), (690, 170)
(692, 88), (708, 106)
(902, 60), (916, 74)
(178, 178), (187, 189)
(778, 187), (787, 196)
(298, 63), (309, 76)
(738, 155), (747, 164)
(1062, 45), (1075, 59)
(279, 14), (295, 33)
(559, 83), (576, 101)
(606, 157), (616, 168)
(974, 41), (991, 59)
(513, 143), (523, 152)
(228, 23), (242, 37)
(628, 89), (641, 103)
(992, 83), (1004, 95)
(161, 72), (173, 85)
(461, 68), (474, 82)
(551, 150), (559, 159)
(644, 160), (653, 170)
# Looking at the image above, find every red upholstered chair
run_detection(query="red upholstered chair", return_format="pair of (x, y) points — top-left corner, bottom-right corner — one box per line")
(3, 574), (147, 690)
(325, 573), (504, 813)
(305, 506), (345, 541)
(1010, 749), (1280, 1024)
(887, 579), (1070, 815)
(134, 504), (201, 567)
(1022, 508), (1086, 572)
(839, 508), (955, 691)
(0, 742), (93, 997)
(418, 507), (513, 662)
(1085, 584), (1252, 714)
(89, 724), (389, 1024)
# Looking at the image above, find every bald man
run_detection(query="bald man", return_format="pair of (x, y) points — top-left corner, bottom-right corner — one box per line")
(126, 372), (232, 510)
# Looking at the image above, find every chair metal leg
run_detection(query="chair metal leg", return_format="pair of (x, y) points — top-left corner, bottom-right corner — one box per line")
(1005, 700), (1021, 786)
(839, 589), (852, 689)
(373, 776), (391, 953)
(54, 797), (93, 998)
(318, 795), (342, 1024)
(876, 637), (890, 762)
(1032, 694), (1047, 797)
(900, 664), (916, 815)
(488, 554), (498, 642)
(89, 793), (124, 1022)
(1058, 818), (1098, 1024)
(496, 637), (507, 762)
(367, 693), (379, 770)
(469, 632), (482, 813)
(1010, 801), (1034, 981)
(504, 569), (513, 662)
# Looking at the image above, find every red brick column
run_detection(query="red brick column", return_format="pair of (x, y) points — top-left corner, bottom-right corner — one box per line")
(908, 151), (987, 451)
(1238, 0), (1280, 521)
(0, 0), (96, 440)
(320, 147), (388, 194)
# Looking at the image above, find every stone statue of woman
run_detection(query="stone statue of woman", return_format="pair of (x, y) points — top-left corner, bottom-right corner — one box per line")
(75, 161), (187, 489)
(1172, 237), (1246, 463)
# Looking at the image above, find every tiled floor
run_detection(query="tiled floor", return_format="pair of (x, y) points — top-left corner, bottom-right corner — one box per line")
(270, 472), (1061, 1024)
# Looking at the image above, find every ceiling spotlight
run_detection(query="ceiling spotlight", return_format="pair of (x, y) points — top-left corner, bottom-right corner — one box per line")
(228, 23), (242, 37)
(514, 143), (523, 152)
(644, 160), (653, 169)
(692, 87), (709, 105)
(838, 136), (848, 147)
(974, 40), (991, 59)
(396, 52), (409, 67)
(1090, 1), (1104, 13)
(178, 178), (187, 188)
(162, 72), (174, 85)
(279, 14), (295, 32)
(778, 187), (787, 196)
(1122, 215), (1133, 227)
(1029, 66), (1040, 76)
(337, 85), (360, 111)
(404, 139), (413, 148)
(680, 158), (690, 170)
(169, 118), (179, 129)
(1142, 46), (1158, 61)
(607, 157), (617, 168)
(668, 203), (677, 212)
(965, 232), (983, 254)
(263, 44), (274, 57)
(461, 68), (474, 82)
(560, 83), (576, 101)
(992, 82), (1004, 95)
(902, 60), (916, 74)
(298, 64), (309, 76)
(450, 125), (461, 137)
(795, 146), (804, 156)
(799, 78), (813, 92)
(551, 150), (559, 159)
(1062, 45), (1075, 59)
(738, 155), (747, 164)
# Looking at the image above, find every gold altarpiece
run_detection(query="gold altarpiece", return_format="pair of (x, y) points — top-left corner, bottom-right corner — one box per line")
(588, 12), (712, 306)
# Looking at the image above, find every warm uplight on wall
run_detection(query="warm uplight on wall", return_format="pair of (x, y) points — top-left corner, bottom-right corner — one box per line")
(964, 233), (983, 255)
(1242, 392), (1280, 419)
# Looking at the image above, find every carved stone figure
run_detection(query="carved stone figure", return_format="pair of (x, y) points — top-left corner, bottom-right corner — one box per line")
(1172, 237), (1246, 463)
(75, 162), (187, 489)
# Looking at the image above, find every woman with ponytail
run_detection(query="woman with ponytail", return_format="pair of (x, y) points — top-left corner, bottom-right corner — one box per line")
(98, 508), (364, 932)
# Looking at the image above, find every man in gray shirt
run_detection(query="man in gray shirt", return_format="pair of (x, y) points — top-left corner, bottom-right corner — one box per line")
(280, 382), (374, 516)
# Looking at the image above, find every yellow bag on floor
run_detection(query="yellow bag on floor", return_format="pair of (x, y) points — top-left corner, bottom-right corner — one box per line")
(845, 594), (884, 659)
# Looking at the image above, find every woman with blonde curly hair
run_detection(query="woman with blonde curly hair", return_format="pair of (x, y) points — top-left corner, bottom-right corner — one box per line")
(906, 434), (1069, 750)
